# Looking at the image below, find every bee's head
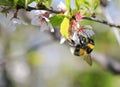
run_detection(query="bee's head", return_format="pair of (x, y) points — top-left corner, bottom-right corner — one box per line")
(79, 36), (87, 45)
(88, 38), (94, 45)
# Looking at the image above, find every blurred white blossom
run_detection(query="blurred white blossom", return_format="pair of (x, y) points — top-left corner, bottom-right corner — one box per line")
(60, 37), (66, 44)
(28, 1), (37, 7)
(0, 13), (28, 31)
(8, 61), (30, 83)
(71, 31), (79, 44)
(31, 16), (43, 26)
(11, 18), (28, 25)
(31, 13), (54, 32)
(57, 1), (66, 11)
(10, 18), (28, 31)
(70, 47), (75, 55)
(57, 1), (68, 15)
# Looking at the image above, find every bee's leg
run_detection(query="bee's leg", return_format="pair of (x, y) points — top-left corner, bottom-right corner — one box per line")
(67, 39), (76, 47)
(74, 44), (81, 56)
(86, 46), (93, 54)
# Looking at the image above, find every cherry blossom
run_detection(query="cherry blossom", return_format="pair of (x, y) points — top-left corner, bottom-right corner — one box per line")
(60, 37), (66, 44)
(57, 1), (66, 12)
(31, 11), (54, 32)
(10, 17), (28, 31)
(75, 13), (84, 22)
(28, 1), (37, 8)
(0, 13), (27, 31)
(57, 1), (68, 15)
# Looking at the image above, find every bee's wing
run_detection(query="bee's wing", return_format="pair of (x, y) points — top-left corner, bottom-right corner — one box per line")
(70, 47), (75, 55)
(83, 54), (92, 65)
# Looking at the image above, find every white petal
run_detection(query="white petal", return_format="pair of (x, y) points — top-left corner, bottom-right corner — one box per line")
(12, 18), (22, 24)
(70, 47), (75, 55)
(39, 22), (49, 32)
(48, 23), (54, 32)
(49, 13), (55, 18)
(76, 22), (80, 28)
(60, 37), (66, 44)
(57, 1), (66, 11)
(42, 16), (49, 22)
(64, 10), (68, 16)
(72, 32), (77, 41)
(31, 16), (42, 26)
(30, 10), (41, 16)
(39, 10), (47, 14)
(72, 32), (79, 44)
(21, 20), (28, 25)
(0, 14), (10, 27)
(11, 18), (28, 25)
(50, 27), (54, 32)
(28, 1), (37, 7)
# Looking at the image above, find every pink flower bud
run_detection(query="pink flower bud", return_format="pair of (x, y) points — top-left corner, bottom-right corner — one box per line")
(78, 26), (84, 32)
(75, 13), (83, 21)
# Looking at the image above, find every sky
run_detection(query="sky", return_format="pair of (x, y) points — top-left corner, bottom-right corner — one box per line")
(52, 0), (75, 9)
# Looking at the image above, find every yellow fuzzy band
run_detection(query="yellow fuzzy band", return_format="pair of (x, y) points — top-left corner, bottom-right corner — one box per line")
(87, 43), (94, 49)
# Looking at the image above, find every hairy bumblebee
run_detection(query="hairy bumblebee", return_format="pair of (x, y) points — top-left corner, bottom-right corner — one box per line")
(69, 36), (95, 65)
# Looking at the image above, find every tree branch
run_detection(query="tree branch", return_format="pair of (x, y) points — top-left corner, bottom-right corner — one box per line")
(26, 6), (60, 14)
(3, 5), (120, 29)
(25, 6), (120, 29)
(83, 17), (120, 28)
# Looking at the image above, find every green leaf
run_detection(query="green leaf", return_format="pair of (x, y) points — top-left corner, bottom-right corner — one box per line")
(74, 0), (99, 15)
(13, 0), (33, 8)
(71, 9), (78, 16)
(35, 0), (41, 3)
(74, 0), (80, 10)
(24, 0), (34, 8)
(65, 0), (70, 11)
(43, 1), (51, 7)
(25, 0), (29, 8)
(94, 0), (100, 10)
(36, 0), (52, 7)
(16, 0), (25, 7)
(60, 17), (70, 39)
(14, 0), (18, 7)
(48, 0), (52, 6)
(0, 0), (13, 7)
(0, 0), (34, 8)
(81, 0), (89, 7)
(50, 14), (65, 26)
(74, 0), (89, 10)
(87, 0), (100, 11)
(80, 20), (94, 26)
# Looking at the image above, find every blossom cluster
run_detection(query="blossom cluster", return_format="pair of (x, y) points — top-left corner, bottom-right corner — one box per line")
(68, 13), (94, 44)
(0, 1), (95, 55)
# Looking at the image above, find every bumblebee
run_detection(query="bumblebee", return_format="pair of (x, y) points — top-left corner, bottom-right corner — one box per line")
(74, 37), (94, 56)
(69, 36), (95, 65)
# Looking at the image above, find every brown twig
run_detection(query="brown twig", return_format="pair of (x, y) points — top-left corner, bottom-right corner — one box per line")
(26, 6), (60, 14)
(83, 17), (120, 28)
(26, 6), (120, 28)
(2, 4), (120, 28)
